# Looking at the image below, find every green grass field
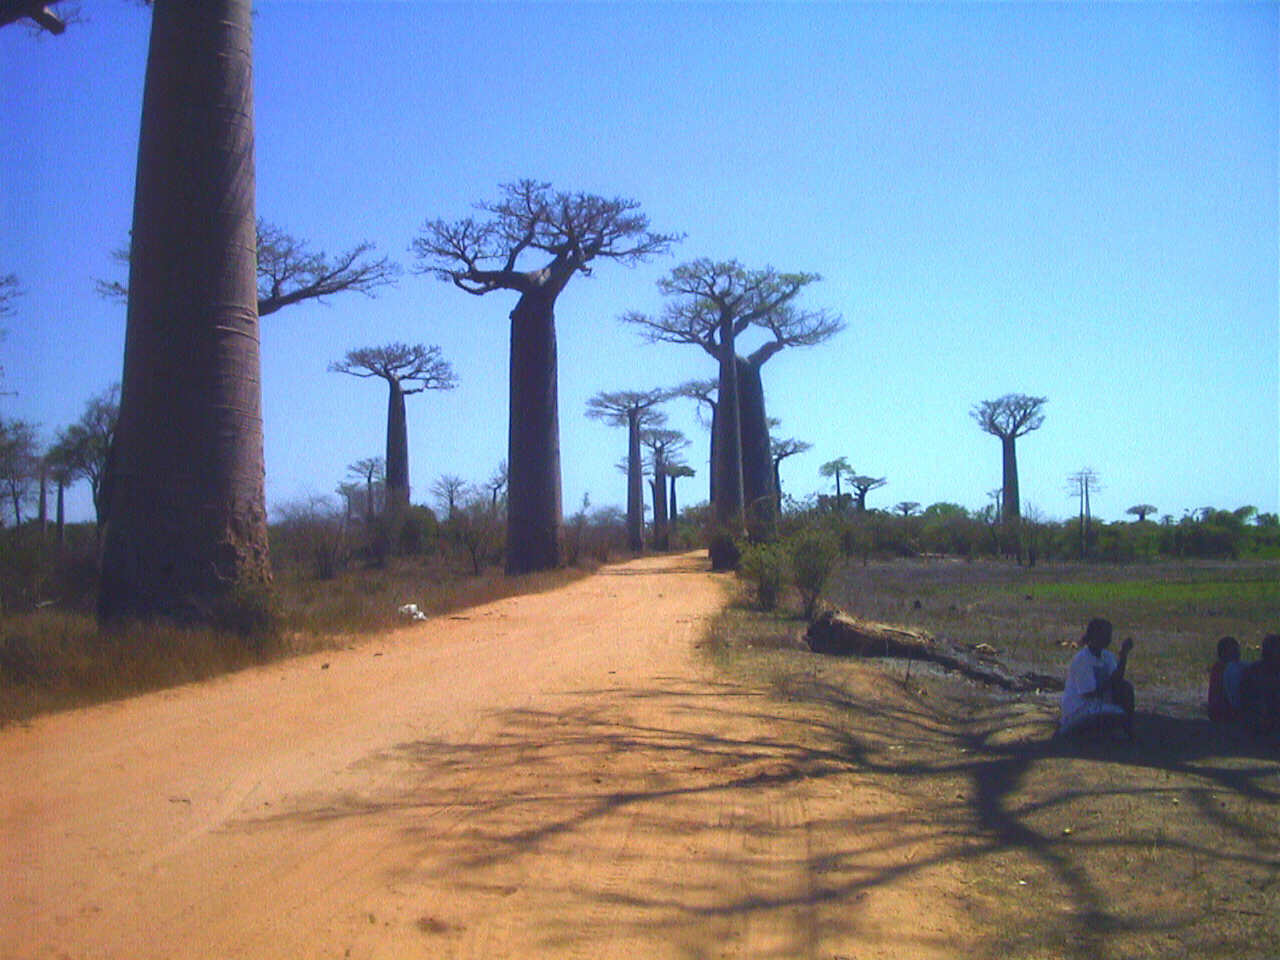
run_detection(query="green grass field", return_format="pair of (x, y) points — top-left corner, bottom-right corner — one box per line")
(824, 559), (1280, 712)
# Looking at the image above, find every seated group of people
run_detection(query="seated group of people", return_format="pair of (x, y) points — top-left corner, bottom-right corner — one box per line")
(1058, 618), (1280, 740)
(1207, 632), (1280, 735)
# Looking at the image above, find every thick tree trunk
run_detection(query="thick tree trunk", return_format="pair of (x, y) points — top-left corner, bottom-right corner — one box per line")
(773, 458), (783, 513)
(37, 463), (47, 536)
(1001, 434), (1020, 521)
(55, 478), (65, 548)
(707, 400), (719, 507)
(625, 409), (644, 552)
(737, 356), (775, 531)
(384, 379), (410, 508)
(506, 291), (562, 574)
(652, 451), (669, 551)
(712, 318), (744, 536)
(99, 0), (269, 623)
(669, 473), (679, 526)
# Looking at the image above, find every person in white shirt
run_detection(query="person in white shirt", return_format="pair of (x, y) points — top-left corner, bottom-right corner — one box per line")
(1060, 617), (1135, 738)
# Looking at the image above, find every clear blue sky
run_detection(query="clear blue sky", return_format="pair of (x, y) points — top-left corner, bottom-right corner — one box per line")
(3, 1), (1277, 526)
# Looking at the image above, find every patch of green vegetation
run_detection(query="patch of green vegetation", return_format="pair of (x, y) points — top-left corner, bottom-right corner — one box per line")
(1023, 575), (1278, 608)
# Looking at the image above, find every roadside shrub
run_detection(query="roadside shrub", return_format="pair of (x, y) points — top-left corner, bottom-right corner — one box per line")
(738, 542), (790, 611)
(708, 529), (741, 571)
(790, 529), (839, 621)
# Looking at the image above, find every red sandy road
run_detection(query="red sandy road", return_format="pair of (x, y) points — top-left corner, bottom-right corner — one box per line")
(1, 553), (969, 959)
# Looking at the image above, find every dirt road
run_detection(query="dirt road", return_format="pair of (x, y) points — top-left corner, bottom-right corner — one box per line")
(2, 553), (970, 960)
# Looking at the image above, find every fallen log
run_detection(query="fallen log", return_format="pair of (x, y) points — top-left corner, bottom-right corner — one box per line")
(805, 609), (1063, 693)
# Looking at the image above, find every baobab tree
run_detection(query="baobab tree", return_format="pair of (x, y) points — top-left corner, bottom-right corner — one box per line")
(641, 428), (689, 551)
(850, 474), (887, 512)
(667, 464), (696, 524)
(623, 260), (840, 534)
(99, 0), (269, 625)
(895, 501), (921, 518)
(413, 179), (679, 574)
(819, 457), (853, 511)
(329, 343), (456, 509)
(1067, 467), (1103, 559)
(675, 378), (718, 504)
(971, 393), (1047, 523)
(771, 434), (812, 511)
(585, 388), (668, 552)
(1126, 504), (1157, 523)
(97, 220), (400, 317)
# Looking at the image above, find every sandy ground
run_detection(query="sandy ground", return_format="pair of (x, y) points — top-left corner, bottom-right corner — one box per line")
(0, 552), (975, 960)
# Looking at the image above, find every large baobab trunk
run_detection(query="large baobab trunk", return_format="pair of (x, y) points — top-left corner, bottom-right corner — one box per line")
(99, 0), (269, 623)
(506, 292), (562, 574)
(652, 455), (669, 552)
(712, 317), (745, 536)
(626, 409), (644, 553)
(384, 380), (410, 508)
(737, 357), (775, 528)
(1001, 435), (1020, 522)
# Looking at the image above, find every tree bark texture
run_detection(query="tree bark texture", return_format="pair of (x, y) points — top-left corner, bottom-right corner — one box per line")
(626, 410), (644, 553)
(99, 0), (269, 622)
(652, 450), (669, 551)
(737, 356), (775, 527)
(1001, 435), (1020, 522)
(506, 292), (562, 574)
(712, 316), (745, 534)
(384, 380), (410, 508)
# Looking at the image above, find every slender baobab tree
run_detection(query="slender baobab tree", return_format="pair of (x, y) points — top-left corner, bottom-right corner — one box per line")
(329, 343), (457, 509)
(99, 0), (269, 624)
(971, 393), (1047, 524)
(819, 457), (853, 511)
(667, 463), (695, 525)
(623, 260), (839, 534)
(641, 428), (688, 551)
(413, 180), (679, 574)
(675, 378), (718, 504)
(770, 433), (811, 512)
(585, 388), (668, 552)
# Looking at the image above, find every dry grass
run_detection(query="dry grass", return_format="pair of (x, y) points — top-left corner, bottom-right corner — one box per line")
(825, 558), (1280, 712)
(708, 563), (1280, 960)
(0, 558), (592, 726)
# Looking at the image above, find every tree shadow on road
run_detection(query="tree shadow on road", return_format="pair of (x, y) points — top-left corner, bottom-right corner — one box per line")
(235, 662), (1278, 960)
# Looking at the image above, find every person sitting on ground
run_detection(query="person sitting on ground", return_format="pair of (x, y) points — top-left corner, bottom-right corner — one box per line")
(1207, 635), (1244, 725)
(1060, 617), (1135, 738)
(1238, 633), (1280, 737)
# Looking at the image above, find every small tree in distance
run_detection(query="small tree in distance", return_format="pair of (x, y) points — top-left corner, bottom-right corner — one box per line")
(414, 179), (680, 574)
(850, 475), (887, 512)
(819, 457), (853, 511)
(329, 343), (457, 509)
(585, 388), (668, 553)
(1126, 504), (1157, 523)
(971, 393), (1047, 523)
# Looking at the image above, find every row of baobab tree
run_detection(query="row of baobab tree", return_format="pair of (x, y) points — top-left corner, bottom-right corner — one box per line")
(4, 1), (1056, 629)
(7, 2), (850, 625)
